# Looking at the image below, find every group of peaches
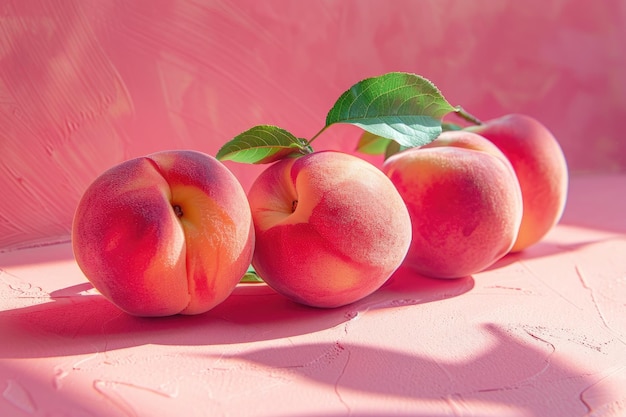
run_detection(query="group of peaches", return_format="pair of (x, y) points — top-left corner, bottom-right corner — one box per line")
(72, 73), (568, 317)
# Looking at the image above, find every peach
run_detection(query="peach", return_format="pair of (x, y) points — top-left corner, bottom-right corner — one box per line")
(71, 150), (254, 317)
(247, 151), (412, 308)
(467, 114), (568, 252)
(382, 130), (523, 278)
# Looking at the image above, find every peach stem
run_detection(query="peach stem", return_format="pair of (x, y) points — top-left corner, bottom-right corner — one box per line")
(454, 106), (482, 125)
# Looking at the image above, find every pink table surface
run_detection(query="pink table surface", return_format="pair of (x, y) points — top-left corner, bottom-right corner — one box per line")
(1, 172), (625, 417)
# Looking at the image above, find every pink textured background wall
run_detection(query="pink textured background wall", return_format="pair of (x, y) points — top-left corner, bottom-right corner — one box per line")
(1, 0), (625, 251)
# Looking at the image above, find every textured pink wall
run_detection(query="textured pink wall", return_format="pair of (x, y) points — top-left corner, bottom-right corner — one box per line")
(1, 0), (625, 250)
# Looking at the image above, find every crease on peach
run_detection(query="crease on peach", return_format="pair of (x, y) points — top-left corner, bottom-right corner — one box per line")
(145, 155), (193, 313)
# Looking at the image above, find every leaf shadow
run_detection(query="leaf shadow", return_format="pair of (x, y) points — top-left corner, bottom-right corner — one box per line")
(219, 323), (599, 417)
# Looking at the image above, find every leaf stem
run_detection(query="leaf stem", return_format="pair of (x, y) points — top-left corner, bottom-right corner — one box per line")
(307, 125), (329, 146)
(453, 106), (482, 125)
(299, 142), (314, 155)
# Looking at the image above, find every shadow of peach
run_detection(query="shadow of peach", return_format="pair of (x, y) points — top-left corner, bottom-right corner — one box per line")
(0, 266), (473, 358)
(483, 235), (622, 272)
(227, 323), (595, 417)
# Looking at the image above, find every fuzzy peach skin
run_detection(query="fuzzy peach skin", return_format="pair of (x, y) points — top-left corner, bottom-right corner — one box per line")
(247, 151), (412, 308)
(72, 150), (254, 317)
(467, 114), (568, 252)
(382, 131), (523, 278)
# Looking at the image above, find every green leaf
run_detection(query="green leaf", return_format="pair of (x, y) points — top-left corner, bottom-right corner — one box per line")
(384, 140), (409, 160)
(326, 72), (456, 148)
(442, 121), (463, 131)
(241, 271), (264, 283)
(356, 131), (392, 155)
(240, 264), (264, 283)
(216, 125), (311, 164)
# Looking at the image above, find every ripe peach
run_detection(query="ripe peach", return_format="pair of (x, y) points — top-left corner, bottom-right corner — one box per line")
(72, 150), (254, 317)
(467, 114), (568, 252)
(382, 130), (523, 278)
(247, 151), (412, 308)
